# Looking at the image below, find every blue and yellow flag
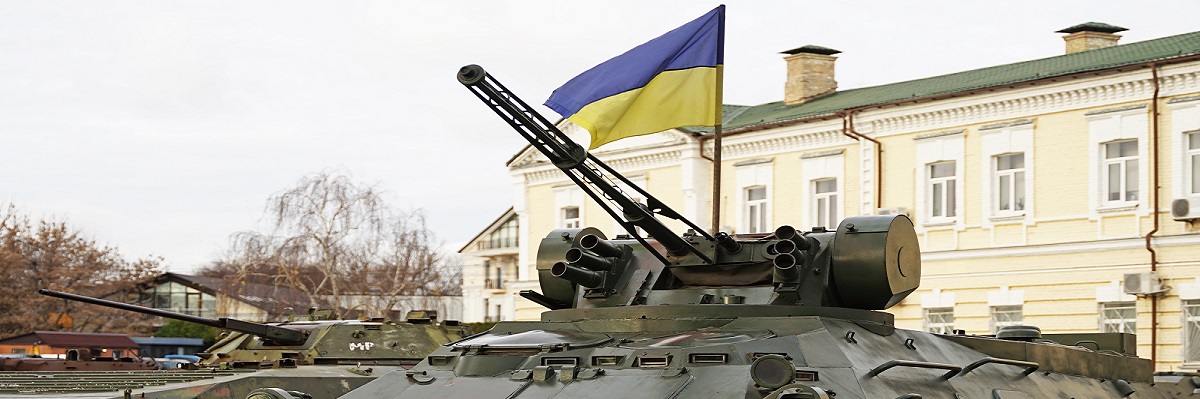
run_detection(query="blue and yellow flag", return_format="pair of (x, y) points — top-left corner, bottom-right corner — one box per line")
(545, 6), (724, 150)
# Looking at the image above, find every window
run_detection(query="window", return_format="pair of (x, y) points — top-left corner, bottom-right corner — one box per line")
(1185, 300), (1200, 363)
(1189, 133), (1200, 195)
(924, 307), (955, 334)
(813, 178), (838, 228)
(561, 206), (580, 229)
(494, 266), (504, 289)
(483, 298), (490, 322)
(990, 305), (1024, 333)
(12, 348), (25, 354)
(994, 154), (1026, 214)
(928, 162), (957, 220)
(483, 217), (518, 250)
(1100, 301), (1136, 333)
(745, 186), (768, 233)
(1103, 140), (1139, 204)
(979, 123), (1033, 223)
(138, 282), (216, 318)
(483, 260), (492, 288)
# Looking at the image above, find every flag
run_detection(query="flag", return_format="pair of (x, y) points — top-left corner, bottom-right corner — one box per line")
(545, 6), (724, 150)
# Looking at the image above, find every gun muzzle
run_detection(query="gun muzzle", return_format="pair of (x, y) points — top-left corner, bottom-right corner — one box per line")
(774, 225), (811, 251)
(772, 239), (796, 255)
(566, 247), (613, 271)
(775, 225), (798, 241)
(580, 234), (623, 258)
(551, 262), (604, 288)
(715, 232), (742, 254)
(773, 253), (801, 281)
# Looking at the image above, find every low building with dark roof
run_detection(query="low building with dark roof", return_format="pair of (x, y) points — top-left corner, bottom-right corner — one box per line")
(0, 331), (142, 358)
(134, 273), (463, 323)
(135, 272), (317, 322)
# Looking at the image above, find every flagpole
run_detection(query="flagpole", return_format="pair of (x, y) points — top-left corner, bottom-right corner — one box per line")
(710, 68), (723, 235)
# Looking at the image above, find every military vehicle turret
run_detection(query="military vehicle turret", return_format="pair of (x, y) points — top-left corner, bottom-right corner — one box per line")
(0, 289), (470, 398)
(304, 65), (1200, 398)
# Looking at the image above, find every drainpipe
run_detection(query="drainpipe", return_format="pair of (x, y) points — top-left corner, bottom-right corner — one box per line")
(1145, 62), (1161, 367)
(841, 111), (884, 209)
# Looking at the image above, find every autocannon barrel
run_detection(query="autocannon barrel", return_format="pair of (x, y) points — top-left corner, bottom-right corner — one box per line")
(38, 289), (308, 345)
(580, 234), (623, 258)
(773, 253), (801, 281)
(551, 262), (605, 288)
(566, 247), (614, 271)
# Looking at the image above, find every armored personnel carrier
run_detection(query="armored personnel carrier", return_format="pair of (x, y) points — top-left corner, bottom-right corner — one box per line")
(313, 65), (1200, 398)
(0, 289), (470, 398)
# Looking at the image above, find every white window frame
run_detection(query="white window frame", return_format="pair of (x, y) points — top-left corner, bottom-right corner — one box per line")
(560, 206), (581, 229)
(1184, 299), (1200, 365)
(554, 186), (584, 229)
(1188, 131), (1200, 196)
(1102, 139), (1140, 206)
(1100, 301), (1137, 333)
(993, 153), (1026, 215)
(987, 286), (1025, 334)
(744, 186), (769, 234)
(980, 123), (1034, 223)
(812, 178), (839, 229)
(915, 133), (964, 229)
(736, 162), (773, 234)
(927, 161), (958, 222)
(990, 305), (1024, 334)
(1087, 108), (1147, 213)
(801, 153), (844, 229)
(924, 307), (955, 334)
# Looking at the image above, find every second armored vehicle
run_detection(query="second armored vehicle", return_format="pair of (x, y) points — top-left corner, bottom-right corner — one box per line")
(0, 289), (470, 398)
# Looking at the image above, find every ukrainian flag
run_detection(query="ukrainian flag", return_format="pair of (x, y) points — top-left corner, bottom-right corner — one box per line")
(545, 6), (724, 150)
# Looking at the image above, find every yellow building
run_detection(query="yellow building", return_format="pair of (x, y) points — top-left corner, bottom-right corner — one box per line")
(459, 23), (1200, 371)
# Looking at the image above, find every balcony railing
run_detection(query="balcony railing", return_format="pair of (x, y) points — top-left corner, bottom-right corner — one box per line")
(477, 238), (518, 250)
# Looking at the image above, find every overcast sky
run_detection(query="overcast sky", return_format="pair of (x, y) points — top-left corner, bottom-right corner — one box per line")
(3, 1), (1198, 273)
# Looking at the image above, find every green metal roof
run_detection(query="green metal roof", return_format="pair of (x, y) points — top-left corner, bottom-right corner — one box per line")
(720, 30), (1200, 133)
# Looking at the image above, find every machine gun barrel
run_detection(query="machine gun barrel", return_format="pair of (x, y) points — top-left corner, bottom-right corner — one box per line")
(457, 64), (711, 263)
(38, 289), (308, 345)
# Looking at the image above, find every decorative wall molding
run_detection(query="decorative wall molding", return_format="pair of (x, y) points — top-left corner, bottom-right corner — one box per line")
(1084, 104), (1146, 116)
(861, 69), (1200, 137)
(979, 119), (1034, 131)
(705, 129), (849, 159)
(523, 150), (684, 185)
(733, 157), (774, 166)
(914, 129), (965, 141)
(800, 149), (844, 159)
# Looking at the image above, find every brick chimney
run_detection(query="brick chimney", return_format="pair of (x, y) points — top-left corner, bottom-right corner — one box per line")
(1057, 22), (1127, 54)
(782, 45), (841, 105)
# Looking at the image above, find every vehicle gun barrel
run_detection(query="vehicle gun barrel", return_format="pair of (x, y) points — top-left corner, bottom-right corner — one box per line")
(38, 289), (308, 345)
(550, 262), (604, 288)
(457, 64), (709, 262)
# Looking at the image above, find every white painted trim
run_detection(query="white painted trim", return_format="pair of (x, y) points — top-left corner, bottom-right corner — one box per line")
(987, 286), (1025, 307)
(921, 289), (956, 308)
(979, 124), (1034, 231)
(921, 233), (1200, 261)
(1096, 280), (1137, 303)
(802, 154), (845, 229)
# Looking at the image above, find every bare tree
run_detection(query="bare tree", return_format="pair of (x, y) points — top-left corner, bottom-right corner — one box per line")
(357, 211), (462, 316)
(205, 171), (460, 319)
(0, 204), (163, 336)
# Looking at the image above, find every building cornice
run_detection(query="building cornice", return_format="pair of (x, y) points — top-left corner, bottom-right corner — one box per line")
(859, 66), (1200, 137)
(522, 150), (686, 185)
(705, 129), (851, 160)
